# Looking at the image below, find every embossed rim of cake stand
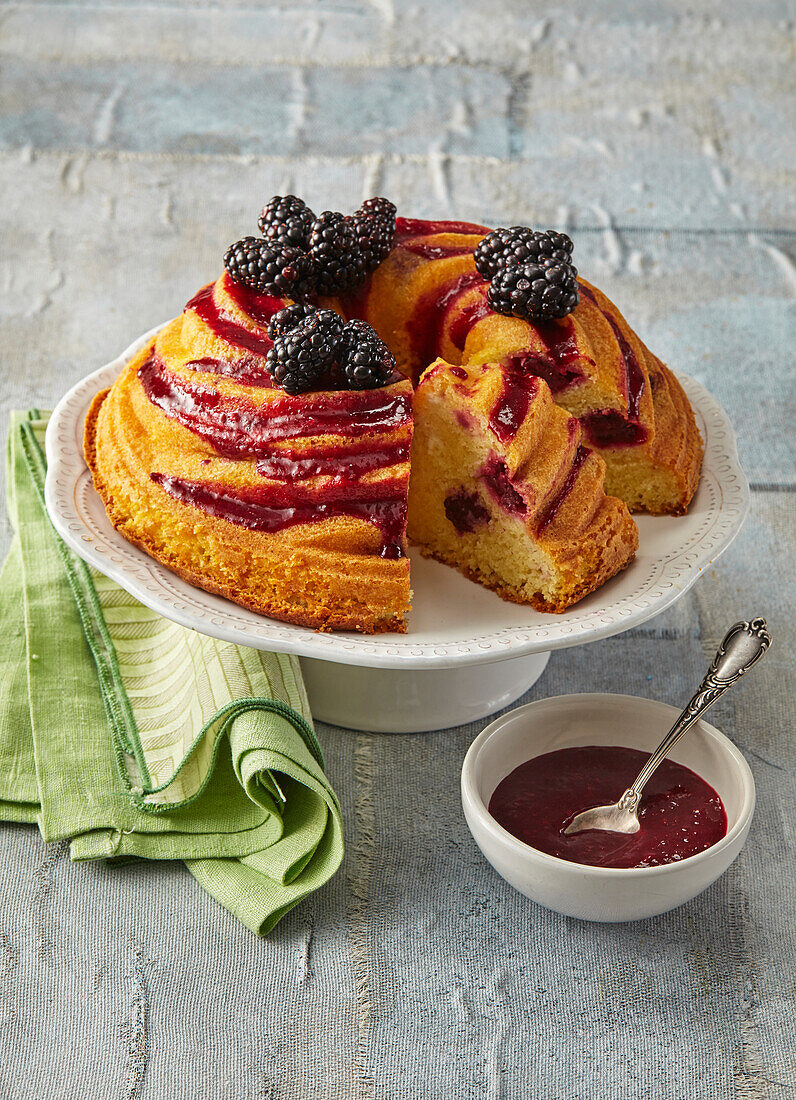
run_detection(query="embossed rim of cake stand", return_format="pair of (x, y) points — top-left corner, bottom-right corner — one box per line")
(45, 325), (749, 671)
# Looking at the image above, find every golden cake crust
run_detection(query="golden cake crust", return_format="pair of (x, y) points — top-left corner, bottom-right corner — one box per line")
(643, 356), (703, 515)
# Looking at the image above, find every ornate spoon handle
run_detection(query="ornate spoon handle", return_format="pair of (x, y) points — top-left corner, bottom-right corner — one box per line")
(617, 618), (771, 815)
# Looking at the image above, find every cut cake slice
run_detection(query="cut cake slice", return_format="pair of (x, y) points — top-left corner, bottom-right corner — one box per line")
(407, 360), (639, 612)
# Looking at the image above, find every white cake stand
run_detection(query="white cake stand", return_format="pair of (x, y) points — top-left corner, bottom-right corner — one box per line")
(45, 328), (749, 732)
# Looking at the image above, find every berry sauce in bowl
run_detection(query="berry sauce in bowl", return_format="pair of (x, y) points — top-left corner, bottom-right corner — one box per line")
(460, 694), (755, 922)
(488, 745), (728, 869)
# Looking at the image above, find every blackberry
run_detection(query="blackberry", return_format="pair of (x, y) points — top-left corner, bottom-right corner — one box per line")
(339, 319), (396, 390)
(265, 308), (344, 395)
(357, 196), (397, 225)
(354, 196), (397, 272)
(338, 318), (373, 348)
(352, 211), (395, 273)
(474, 227), (575, 279)
(257, 194), (316, 250)
(309, 211), (366, 295)
(266, 302), (316, 341)
(486, 256), (580, 322)
(224, 237), (315, 298)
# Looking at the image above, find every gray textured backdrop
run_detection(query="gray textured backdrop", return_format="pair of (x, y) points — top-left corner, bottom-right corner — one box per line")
(0, 2), (794, 1098)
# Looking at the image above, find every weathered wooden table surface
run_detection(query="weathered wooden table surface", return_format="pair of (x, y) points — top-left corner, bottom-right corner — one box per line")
(1, 3), (794, 1097)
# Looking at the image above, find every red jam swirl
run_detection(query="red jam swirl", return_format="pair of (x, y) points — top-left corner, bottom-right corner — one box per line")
(488, 374), (538, 444)
(222, 277), (286, 328)
(578, 284), (648, 445)
(536, 445), (590, 532)
(138, 355), (412, 455)
(503, 317), (586, 394)
(602, 310), (645, 418)
(185, 281), (278, 357)
(150, 474), (408, 559)
(488, 745), (728, 869)
(139, 351), (411, 557)
(478, 458), (527, 516)
(580, 410), (648, 447)
(394, 217), (490, 240)
(448, 297), (492, 351)
(256, 438), (410, 480)
(443, 489), (490, 533)
(395, 230), (588, 406)
(185, 284), (272, 356)
(184, 357), (274, 388)
(406, 271), (485, 372)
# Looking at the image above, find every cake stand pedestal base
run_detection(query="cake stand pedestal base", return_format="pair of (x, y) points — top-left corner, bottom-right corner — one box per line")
(300, 650), (551, 733)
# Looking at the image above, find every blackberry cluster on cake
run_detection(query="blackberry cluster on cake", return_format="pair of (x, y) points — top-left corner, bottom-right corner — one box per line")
(474, 227), (579, 322)
(265, 305), (396, 394)
(225, 195), (397, 300)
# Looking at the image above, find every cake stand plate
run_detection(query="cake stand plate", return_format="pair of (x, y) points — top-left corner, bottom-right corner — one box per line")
(45, 328), (749, 732)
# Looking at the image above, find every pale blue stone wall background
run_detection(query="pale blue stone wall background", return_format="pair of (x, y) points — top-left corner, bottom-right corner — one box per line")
(0, 2), (794, 1097)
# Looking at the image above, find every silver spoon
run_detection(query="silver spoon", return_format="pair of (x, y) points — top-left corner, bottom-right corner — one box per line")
(563, 618), (772, 837)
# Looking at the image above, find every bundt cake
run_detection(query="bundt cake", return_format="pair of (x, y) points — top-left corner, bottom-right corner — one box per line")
(83, 197), (702, 634)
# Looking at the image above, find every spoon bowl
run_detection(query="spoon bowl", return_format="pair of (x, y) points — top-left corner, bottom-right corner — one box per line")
(564, 799), (640, 836)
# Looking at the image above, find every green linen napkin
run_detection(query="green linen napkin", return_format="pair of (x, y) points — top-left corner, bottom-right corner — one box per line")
(0, 411), (344, 935)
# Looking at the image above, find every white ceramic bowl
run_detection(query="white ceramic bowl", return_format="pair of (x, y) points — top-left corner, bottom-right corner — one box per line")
(461, 693), (755, 922)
